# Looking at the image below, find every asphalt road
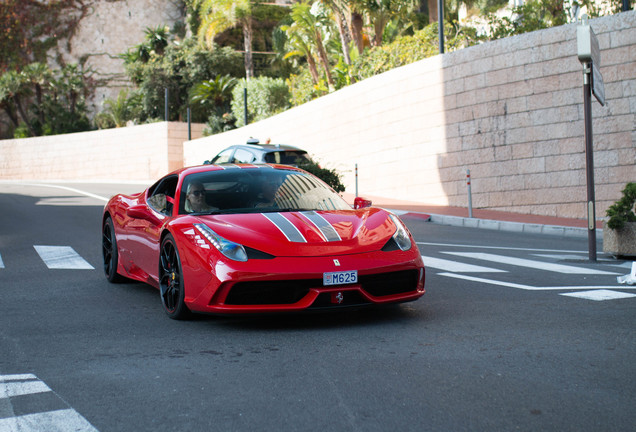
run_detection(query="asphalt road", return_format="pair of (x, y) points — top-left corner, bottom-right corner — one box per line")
(1, 181), (634, 432)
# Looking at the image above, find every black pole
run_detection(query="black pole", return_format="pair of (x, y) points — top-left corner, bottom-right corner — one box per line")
(187, 107), (191, 141)
(243, 87), (248, 126)
(438, 0), (444, 54)
(583, 62), (597, 261)
(164, 88), (169, 121)
(622, 0), (630, 12)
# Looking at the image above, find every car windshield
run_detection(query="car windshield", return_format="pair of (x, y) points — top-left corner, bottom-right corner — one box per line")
(179, 168), (350, 215)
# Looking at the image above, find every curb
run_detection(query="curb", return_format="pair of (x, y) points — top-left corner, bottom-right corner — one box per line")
(389, 210), (600, 240)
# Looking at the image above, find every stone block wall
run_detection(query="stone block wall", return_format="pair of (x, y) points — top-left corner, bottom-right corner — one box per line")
(62, 0), (184, 109)
(0, 122), (205, 181)
(184, 11), (635, 220)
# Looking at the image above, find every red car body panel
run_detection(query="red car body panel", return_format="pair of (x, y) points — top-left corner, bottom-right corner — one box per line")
(103, 164), (425, 314)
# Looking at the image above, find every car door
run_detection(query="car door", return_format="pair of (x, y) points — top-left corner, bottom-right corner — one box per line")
(124, 176), (177, 285)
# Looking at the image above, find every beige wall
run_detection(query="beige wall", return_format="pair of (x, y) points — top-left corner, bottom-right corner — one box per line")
(0, 122), (205, 181)
(184, 12), (636, 220)
(62, 0), (184, 109)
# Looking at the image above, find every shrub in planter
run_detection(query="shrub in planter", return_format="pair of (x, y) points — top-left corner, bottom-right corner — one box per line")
(603, 182), (636, 257)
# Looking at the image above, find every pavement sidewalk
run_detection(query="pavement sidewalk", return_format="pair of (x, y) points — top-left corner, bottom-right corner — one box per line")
(342, 193), (603, 239)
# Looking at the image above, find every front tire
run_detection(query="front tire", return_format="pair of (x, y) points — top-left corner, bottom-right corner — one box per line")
(102, 216), (123, 283)
(159, 234), (191, 320)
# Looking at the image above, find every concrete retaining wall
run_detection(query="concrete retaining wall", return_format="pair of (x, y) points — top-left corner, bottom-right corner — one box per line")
(0, 122), (205, 181)
(184, 11), (636, 220)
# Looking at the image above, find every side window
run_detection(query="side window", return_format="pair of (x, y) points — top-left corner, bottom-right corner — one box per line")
(233, 148), (256, 163)
(147, 176), (178, 216)
(212, 149), (234, 164)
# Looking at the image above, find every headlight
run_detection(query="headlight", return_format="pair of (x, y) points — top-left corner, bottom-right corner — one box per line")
(194, 223), (248, 262)
(389, 214), (412, 251)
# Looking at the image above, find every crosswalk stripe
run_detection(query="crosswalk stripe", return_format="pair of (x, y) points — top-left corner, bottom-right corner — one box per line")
(0, 380), (50, 398)
(0, 375), (98, 432)
(442, 252), (619, 275)
(438, 272), (635, 291)
(421, 255), (505, 273)
(33, 246), (94, 270)
(0, 408), (98, 432)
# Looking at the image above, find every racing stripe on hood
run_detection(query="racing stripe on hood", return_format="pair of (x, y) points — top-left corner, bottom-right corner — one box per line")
(301, 211), (341, 242)
(263, 213), (307, 243)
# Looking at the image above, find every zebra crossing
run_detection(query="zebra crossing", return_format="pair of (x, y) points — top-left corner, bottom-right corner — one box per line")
(418, 241), (636, 301)
(0, 374), (98, 432)
(0, 246), (93, 270)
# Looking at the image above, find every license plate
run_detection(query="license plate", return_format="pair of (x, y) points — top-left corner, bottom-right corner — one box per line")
(323, 270), (358, 286)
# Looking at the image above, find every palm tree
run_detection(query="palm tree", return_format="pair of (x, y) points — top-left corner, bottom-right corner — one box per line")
(287, 2), (335, 89)
(189, 75), (238, 113)
(0, 70), (34, 135)
(194, 0), (255, 79)
(22, 63), (52, 127)
(280, 22), (322, 85)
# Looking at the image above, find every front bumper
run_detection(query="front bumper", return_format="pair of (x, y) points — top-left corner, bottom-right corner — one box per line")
(183, 250), (425, 314)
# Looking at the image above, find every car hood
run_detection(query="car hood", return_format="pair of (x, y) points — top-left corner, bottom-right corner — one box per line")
(193, 208), (397, 257)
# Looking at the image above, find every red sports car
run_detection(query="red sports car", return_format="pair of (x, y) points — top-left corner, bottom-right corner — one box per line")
(102, 164), (425, 319)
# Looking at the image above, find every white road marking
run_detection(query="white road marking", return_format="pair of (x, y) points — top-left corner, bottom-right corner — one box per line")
(20, 183), (109, 202)
(0, 253), (3, 269)
(438, 272), (636, 291)
(560, 290), (636, 301)
(421, 256), (505, 273)
(0, 380), (50, 398)
(34, 246), (94, 270)
(0, 375), (98, 432)
(442, 252), (619, 275)
(417, 241), (586, 254)
(0, 409), (98, 432)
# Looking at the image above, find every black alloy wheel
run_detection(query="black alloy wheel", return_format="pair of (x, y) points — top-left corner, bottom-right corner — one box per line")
(102, 217), (123, 283)
(159, 234), (190, 320)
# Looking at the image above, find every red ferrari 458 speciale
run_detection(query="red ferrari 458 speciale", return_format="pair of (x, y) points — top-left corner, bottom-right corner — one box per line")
(102, 164), (425, 319)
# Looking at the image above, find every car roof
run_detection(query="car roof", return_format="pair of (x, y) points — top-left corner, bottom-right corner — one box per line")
(230, 143), (306, 153)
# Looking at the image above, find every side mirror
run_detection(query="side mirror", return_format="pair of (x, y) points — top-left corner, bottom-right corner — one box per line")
(354, 197), (372, 209)
(127, 204), (161, 225)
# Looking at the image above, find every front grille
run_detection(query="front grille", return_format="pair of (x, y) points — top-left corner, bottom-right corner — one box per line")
(225, 279), (320, 305)
(359, 270), (419, 297)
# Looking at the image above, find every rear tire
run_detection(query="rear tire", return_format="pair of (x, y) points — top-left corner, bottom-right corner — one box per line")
(159, 234), (191, 320)
(102, 216), (123, 283)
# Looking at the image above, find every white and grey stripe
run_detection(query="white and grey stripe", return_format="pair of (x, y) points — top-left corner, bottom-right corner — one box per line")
(301, 211), (341, 242)
(263, 213), (307, 243)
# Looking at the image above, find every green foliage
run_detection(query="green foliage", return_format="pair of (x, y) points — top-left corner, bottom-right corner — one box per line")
(482, 0), (605, 38)
(230, 77), (290, 127)
(0, 62), (94, 137)
(190, 74), (238, 135)
(94, 89), (144, 129)
(286, 69), (328, 107)
(351, 21), (472, 82)
(203, 112), (236, 136)
(606, 183), (636, 230)
(122, 37), (244, 123)
(297, 158), (345, 193)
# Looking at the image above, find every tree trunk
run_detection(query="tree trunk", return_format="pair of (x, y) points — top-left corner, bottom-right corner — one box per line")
(314, 30), (334, 89)
(332, 6), (352, 65)
(306, 53), (321, 85)
(1, 103), (19, 128)
(13, 96), (36, 136)
(243, 18), (254, 80)
(351, 12), (364, 55)
(428, 0), (438, 24)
